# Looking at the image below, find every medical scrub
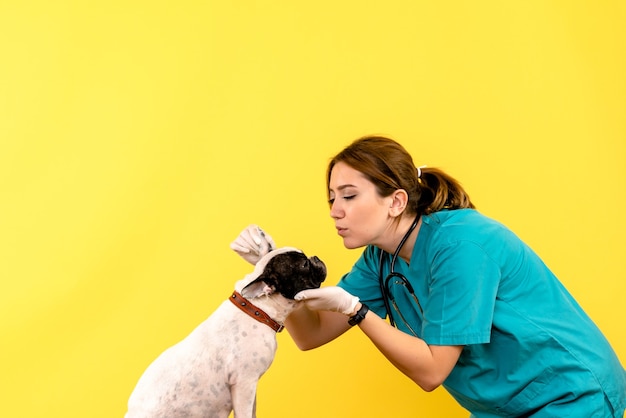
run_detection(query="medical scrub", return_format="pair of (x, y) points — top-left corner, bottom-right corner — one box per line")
(337, 209), (626, 417)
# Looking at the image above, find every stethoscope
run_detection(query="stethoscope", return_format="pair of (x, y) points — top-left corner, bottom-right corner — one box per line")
(378, 215), (424, 336)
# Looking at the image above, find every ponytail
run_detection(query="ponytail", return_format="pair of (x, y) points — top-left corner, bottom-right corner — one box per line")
(416, 167), (475, 215)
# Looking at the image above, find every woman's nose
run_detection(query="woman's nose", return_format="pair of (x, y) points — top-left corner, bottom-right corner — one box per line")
(329, 201), (343, 219)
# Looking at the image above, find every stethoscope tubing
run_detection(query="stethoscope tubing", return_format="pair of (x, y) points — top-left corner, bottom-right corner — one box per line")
(378, 215), (420, 328)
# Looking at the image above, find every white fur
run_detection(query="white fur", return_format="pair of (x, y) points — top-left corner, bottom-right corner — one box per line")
(125, 248), (303, 418)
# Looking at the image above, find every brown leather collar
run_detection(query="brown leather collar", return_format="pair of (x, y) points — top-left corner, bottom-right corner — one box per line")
(229, 291), (284, 333)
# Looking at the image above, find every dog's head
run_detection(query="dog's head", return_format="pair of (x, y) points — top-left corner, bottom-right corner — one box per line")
(239, 247), (326, 300)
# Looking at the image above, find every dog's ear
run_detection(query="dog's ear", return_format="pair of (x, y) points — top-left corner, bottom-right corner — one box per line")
(241, 277), (276, 299)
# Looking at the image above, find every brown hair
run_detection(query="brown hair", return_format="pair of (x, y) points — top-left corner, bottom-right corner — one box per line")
(326, 135), (475, 216)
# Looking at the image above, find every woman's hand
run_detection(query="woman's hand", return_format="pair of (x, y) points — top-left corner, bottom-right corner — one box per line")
(294, 286), (360, 315)
(229, 224), (276, 265)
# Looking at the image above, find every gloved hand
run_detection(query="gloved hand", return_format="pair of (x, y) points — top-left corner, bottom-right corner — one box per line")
(294, 287), (360, 316)
(229, 224), (276, 265)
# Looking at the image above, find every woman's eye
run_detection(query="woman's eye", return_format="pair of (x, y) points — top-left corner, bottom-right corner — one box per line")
(328, 194), (355, 206)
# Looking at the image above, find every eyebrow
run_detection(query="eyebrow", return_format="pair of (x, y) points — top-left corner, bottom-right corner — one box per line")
(329, 184), (357, 193)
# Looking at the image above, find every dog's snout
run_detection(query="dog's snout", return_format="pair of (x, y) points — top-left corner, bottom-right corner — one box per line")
(308, 255), (327, 285)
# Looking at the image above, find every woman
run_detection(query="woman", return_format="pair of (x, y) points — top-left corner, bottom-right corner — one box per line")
(231, 136), (626, 417)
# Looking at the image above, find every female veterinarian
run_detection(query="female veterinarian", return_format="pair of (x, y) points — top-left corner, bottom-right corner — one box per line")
(231, 136), (626, 417)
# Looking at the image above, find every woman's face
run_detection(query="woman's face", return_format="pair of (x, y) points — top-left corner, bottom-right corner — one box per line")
(328, 162), (394, 249)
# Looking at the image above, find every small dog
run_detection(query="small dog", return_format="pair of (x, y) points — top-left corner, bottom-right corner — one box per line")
(125, 247), (326, 418)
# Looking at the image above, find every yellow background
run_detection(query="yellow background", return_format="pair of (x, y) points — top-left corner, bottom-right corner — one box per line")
(1, 1), (624, 417)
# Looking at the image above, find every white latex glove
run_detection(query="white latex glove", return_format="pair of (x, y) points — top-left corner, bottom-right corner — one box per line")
(229, 224), (276, 265)
(294, 287), (360, 316)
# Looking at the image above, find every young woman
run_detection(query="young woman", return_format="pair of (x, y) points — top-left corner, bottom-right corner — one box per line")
(231, 136), (626, 417)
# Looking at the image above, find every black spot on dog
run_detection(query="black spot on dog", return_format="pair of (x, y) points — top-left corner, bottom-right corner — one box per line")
(255, 252), (326, 299)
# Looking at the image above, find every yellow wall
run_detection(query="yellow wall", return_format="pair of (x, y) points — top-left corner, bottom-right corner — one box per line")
(1, 1), (624, 417)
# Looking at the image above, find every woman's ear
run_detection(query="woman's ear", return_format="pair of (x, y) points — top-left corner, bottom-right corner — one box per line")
(389, 189), (408, 217)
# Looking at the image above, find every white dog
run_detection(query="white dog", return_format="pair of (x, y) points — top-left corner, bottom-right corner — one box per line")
(125, 247), (326, 418)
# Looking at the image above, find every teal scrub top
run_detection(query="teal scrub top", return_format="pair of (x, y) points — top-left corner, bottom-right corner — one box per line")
(337, 209), (626, 417)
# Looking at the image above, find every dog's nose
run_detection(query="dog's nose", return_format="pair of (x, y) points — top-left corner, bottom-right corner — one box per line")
(310, 255), (324, 268)
(308, 256), (327, 283)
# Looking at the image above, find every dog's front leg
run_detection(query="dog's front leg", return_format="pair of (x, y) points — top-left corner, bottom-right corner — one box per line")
(230, 379), (259, 418)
